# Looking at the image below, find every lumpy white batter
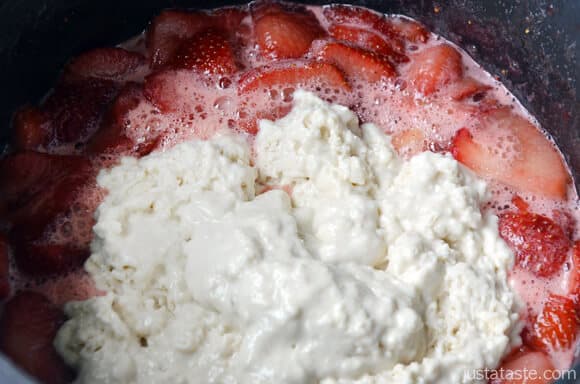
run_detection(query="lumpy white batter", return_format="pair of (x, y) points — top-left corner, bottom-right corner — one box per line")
(55, 91), (520, 384)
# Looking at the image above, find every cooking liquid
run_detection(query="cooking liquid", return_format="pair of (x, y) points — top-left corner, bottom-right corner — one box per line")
(6, 3), (579, 372)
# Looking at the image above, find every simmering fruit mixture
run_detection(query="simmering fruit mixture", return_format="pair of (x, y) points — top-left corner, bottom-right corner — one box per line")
(0, 1), (578, 383)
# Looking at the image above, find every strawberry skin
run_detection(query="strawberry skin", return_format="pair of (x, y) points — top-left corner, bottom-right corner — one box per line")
(171, 29), (237, 75)
(11, 106), (50, 150)
(526, 294), (579, 352)
(406, 44), (463, 95)
(319, 42), (396, 82)
(451, 109), (570, 199)
(238, 61), (350, 94)
(0, 291), (73, 384)
(498, 211), (570, 277)
(254, 4), (324, 59)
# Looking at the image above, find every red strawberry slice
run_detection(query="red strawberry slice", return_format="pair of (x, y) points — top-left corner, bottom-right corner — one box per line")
(322, 5), (405, 53)
(0, 291), (73, 384)
(444, 76), (491, 101)
(490, 350), (555, 384)
(406, 44), (463, 95)
(171, 29), (237, 74)
(387, 17), (429, 43)
(88, 83), (160, 157)
(0, 152), (95, 276)
(238, 61), (350, 94)
(450, 109), (570, 199)
(210, 6), (248, 32)
(11, 106), (50, 150)
(0, 234), (9, 299)
(146, 10), (212, 68)
(525, 294), (579, 352)
(328, 24), (409, 63)
(63, 47), (145, 81)
(41, 79), (120, 147)
(319, 42), (396, 83)
(498, 211), (570, 277)
(253, 3), (324, 59)
(511, 195), (529, 212)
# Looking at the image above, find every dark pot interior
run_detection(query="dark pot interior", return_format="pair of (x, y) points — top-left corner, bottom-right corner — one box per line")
(0, 0), (578, 383)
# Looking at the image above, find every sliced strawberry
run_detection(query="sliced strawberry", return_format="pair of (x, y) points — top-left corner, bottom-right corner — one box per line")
(238, 61), (350, 94)
(63, 47), (145, 81)
(450, 109), (570, 199)
(171, 29), (237, 74)
(0, 151), (91, 225)
(490, 350), (555, 384)
(406, 44), (463, 95)
(328, 24), (408, 63)
(146, 10), (212, 68)
(498, 211), (570, 277)
(253, 3), (324, 59)
(144, 69), (206, 113)
(386, 17), (429, 43)
(41, 79), (120, 146)
(445, 76), (491, 101)
(0, 291), (73, 384)
(322, 5), (405, 53)
(319, 42), (396, 83)
(11, 106), (50, 150)
(391, 128), (426, 157)
(210, 6), (248, 32)
(88, 83), (160, 157)
(0, 152), (95, 276)
(0, 234), (9, 299)
(525, 294), (579, 352)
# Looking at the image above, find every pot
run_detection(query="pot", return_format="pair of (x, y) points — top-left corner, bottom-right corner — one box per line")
(0, 0), (577, 383)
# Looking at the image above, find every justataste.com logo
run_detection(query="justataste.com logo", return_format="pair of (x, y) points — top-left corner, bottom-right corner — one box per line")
(464, 367), (577, 382)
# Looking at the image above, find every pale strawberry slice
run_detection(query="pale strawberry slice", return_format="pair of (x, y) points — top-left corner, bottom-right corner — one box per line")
(498, 211), (570, 277)
(144, 69), (206, 113)
(146, 10), (212, 68)
(450, 109), (570, 199)
(444, 76), (491, 101)
(253, 3), (324, 59)
(11, 106), (50, 150)
(0, 291), (73, 384)
(63, 47), (145, 81)
(328, 24), (409, 63)
(391, 128), (426, 157)
(322, 4), (405, 53)
(238, 61), (350, 94)
(319, 42), (396, 83)
(490, 350), (555, 384)
(171, 29), (237, 74)
(88, 83), (160, 157)
(0, 152), (95, 276)
(525, 294), (579, 352)
(0, 234), (9, 299)
(406, 44), (463, 95)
